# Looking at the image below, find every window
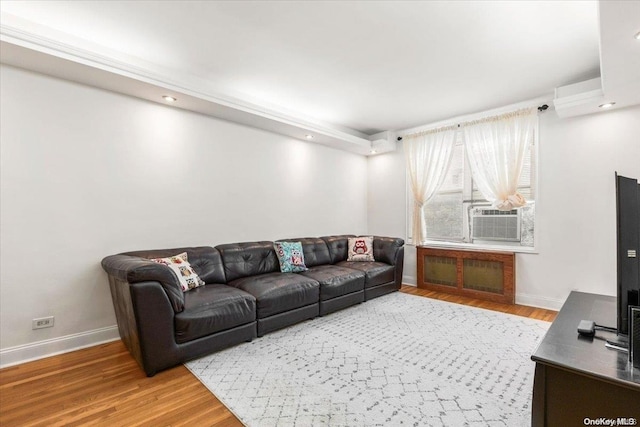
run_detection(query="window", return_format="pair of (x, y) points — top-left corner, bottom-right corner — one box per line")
(407, 130), (537, 249)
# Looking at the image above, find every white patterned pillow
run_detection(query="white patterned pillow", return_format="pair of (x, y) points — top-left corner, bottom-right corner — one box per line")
(150, 252), (205, 291)
(347, 236), (375, 262)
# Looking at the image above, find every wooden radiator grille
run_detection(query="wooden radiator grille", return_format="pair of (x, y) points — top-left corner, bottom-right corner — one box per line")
(463, 259), (504, 294)
(424, 256), (457, 287)
(417, 247), (515, 304)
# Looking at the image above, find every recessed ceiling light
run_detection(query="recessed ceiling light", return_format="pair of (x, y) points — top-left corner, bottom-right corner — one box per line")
(163, 95), (177, 102)
(371, 150), (377, 154)
(305, 134), (314, 140)
(599, 102), (616, 109)
(635, 31), (640, 40)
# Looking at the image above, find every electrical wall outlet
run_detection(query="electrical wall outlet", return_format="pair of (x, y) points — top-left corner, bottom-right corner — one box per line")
(32, 316), (54, 330)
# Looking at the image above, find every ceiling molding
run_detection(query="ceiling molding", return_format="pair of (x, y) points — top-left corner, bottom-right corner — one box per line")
(0, 17), (374, 156)
(553, 1), (640, 118)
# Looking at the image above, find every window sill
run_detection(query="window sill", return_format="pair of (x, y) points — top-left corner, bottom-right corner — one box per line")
(408, 239), (539, 254)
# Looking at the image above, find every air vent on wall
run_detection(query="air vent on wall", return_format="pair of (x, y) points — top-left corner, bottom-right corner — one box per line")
(553, 77), (604, 118)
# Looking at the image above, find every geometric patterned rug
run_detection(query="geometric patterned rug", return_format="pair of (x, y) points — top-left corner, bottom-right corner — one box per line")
(186, 292), (550, 426)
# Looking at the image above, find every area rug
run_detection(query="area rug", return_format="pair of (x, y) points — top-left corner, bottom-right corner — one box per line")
(186, 292), (550, 427)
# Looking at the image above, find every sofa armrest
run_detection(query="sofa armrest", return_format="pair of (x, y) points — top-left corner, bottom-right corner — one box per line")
(393, 246), (405, 288)
(102, 254), (185, 312)
(372, 236), (405, 266)
(129, 280), (183, 376)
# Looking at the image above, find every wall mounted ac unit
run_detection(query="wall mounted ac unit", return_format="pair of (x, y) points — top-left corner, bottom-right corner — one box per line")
(471, 207), (521, 242)
(553, 77), (604, 118)
(368, 131), (397, 155)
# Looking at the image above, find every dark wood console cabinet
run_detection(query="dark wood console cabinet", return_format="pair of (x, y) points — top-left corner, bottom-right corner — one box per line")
(531, 291), (640, 426)
(416, 246), (515, 304)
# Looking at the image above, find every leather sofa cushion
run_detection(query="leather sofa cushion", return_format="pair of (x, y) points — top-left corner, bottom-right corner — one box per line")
(102, 254), (186, 313)
(336, 261), (395, 288)
(174, 284), (256, 344)
(216, 242), (279, 282)
(277, 237), (331, 267)
(301, 265), (365, 300)
(321, 235), (356, 264)
(123, 246), (227, 285)
(229, 272), (319, 318)
(105, 246), (228, 313)
(372, 236), (405, 265)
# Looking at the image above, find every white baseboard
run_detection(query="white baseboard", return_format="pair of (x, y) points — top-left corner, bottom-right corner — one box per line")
(401, 274), (563, 311)
(402, 275), (416, 286)
(515, 293), (565, 311)
(0, 325), (120, 369)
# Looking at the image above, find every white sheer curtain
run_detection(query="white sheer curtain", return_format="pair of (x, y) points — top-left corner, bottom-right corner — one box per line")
(404, 126), (457, 245)
(463, 108), (537, 211)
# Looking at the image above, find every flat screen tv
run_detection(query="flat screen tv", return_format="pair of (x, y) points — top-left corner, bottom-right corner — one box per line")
(615, 173), (640, 337)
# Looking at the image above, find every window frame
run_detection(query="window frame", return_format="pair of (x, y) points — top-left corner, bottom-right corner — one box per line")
(406, 125), (539, 254)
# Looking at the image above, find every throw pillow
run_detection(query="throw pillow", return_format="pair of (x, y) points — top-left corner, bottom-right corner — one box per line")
(150, 252), (205, 291)
(274, 241), (308, 273)
(347, 236), (375, 262)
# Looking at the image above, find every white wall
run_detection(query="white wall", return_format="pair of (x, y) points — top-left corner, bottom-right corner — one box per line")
(0, 65), (368, 363)
(368, 105), (640, 310)
(3, 62), (638, 366)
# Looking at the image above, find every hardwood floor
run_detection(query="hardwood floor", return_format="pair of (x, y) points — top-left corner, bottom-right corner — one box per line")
(0, 287), (557, 426)
(400, 285), (558, 322)
(0, 342), (242, 427)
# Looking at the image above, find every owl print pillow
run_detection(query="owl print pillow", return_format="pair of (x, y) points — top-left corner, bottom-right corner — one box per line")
(150, 252), (206, 291)
(274, 241), (308, 273)
(347, 236), (375, 262)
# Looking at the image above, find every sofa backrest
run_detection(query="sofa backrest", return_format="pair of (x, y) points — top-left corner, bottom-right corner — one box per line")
(372, 236), (405, 265)
(101, 246), (225, 313)
(216, 241), (279, 282)
(277, 237), (331, 268)
(123, 246), (227, 285)
(320, 235), (356, 264)
(320, 235), (405, 266)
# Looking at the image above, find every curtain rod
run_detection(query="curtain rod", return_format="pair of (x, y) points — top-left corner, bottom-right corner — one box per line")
(396, 104), (548, 141)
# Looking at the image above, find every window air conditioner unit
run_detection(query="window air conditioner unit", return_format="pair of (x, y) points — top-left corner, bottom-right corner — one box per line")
(471, 207), (521, 242)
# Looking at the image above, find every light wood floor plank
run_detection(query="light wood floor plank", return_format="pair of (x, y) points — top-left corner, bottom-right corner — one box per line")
(400, 285), (558, 322)
(0, 286), (556, 426)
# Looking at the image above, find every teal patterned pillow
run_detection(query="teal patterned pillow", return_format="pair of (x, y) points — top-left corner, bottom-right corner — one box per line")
(274, 241), (308, 273)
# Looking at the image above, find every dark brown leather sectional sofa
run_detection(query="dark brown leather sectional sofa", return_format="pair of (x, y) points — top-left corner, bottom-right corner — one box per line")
(101, 235), (404, 376)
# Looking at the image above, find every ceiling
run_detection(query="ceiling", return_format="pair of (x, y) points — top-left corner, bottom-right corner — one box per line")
(1, 1), (638, 154)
